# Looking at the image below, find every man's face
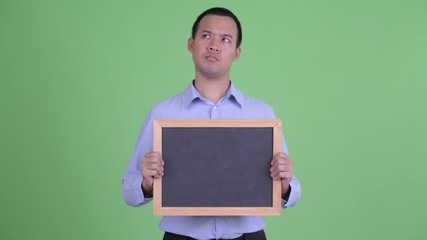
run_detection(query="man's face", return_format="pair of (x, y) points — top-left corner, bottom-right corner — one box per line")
(188, 15), (241, 80)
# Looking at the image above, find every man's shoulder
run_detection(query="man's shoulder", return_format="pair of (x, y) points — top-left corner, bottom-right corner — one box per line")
(148, 91), (187, 117)
(236, 94), (277, 118)
(231, 84), (274, 111)
(243, 95), (272, 107)
(242, 94), (274, 110)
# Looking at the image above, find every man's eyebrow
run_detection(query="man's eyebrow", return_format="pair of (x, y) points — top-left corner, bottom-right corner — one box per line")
(200, 30), (234, 38)
(200, 30), (212, 34)
(220, 34), (233, 39)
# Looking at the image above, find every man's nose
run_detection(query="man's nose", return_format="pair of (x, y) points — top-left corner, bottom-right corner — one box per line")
(209, 46), (219, 52)
(208, 38), (220, 52)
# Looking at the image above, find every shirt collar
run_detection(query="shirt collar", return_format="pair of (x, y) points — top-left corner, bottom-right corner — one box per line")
(182, 80), (244, 108)
(226, 82), (244, 108)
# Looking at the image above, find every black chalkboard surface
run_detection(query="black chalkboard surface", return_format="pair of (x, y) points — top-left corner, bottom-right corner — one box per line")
(153, 119), (282, 216)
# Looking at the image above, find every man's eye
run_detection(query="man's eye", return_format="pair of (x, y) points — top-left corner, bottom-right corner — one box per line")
(202, 34), (211, 39)
(222, 38), (231, 43)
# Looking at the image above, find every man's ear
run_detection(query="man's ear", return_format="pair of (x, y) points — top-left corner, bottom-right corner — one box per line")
(234, 47), (241, 61)
(188, 37), (194, 52)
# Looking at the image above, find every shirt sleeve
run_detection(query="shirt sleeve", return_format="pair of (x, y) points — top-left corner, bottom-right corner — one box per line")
(121, 110), (155, 207)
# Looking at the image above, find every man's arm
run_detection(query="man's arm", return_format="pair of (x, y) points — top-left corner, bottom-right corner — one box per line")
(121, 111), (158, 207)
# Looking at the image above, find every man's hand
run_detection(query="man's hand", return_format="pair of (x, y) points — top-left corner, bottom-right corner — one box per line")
(141, 151), (164, 193)
(270, 152), (293, 195)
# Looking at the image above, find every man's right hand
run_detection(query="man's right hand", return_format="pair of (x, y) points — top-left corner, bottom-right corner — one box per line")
(141, 151), (164, 193)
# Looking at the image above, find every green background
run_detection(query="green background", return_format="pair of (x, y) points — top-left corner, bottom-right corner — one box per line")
(1, 0), (426, 239)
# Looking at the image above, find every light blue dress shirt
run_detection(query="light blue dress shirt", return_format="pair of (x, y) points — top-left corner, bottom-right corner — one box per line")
(122, 82), (302, 240)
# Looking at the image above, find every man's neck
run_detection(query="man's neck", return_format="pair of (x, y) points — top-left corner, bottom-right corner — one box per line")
(193, 77), (231, 104)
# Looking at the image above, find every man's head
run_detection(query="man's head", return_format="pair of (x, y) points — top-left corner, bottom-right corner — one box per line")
(191, 7), (242, 48)
(188, 7), (242, 81)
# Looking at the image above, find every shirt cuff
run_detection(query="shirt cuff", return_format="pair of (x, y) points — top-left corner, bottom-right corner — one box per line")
(282, 177), (302, 208)
(122, 175), (152, 206)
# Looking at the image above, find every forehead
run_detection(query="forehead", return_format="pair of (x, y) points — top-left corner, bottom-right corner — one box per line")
(197, 15), (238, 36)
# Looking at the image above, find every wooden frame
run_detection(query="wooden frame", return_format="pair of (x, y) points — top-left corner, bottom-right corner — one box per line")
(153, 119), (282, 216)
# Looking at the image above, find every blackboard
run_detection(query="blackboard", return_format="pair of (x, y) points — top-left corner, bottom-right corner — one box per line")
(153, 119), (282, 216)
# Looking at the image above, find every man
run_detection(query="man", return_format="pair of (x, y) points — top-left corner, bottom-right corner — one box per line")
(122, 7), (301, 240)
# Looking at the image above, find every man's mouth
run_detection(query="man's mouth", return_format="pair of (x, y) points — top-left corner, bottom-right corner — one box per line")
(205, 55), (219, 62)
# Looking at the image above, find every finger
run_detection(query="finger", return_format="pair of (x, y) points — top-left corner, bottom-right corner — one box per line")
(142, 169), (158, 179)
(146, 151), (162, 158)
(156, 163), (164, 177)
(272, 171), (292, 180)
(143, 152), (162, 161)
(144, 156), (161, 165)
(271, 153), (291, 165)
(270, 169), (280, 179)
(279, 171), (293, 181)
(273, 152), (289, 161)
(145, 162), (162, 170)
(270, 161), (292, 173)
(270, 166), (283, 179)
(143, 152), (163, 167)
(143, 164), (164, 178)
(270, 165), (293, 179)
(273, 161), (292, 174)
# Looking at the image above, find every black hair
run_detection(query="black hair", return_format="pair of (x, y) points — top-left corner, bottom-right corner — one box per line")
(191, 7), (242, 48)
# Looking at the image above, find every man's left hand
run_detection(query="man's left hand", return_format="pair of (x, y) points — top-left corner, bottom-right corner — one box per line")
(270, 152), (293, 195)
